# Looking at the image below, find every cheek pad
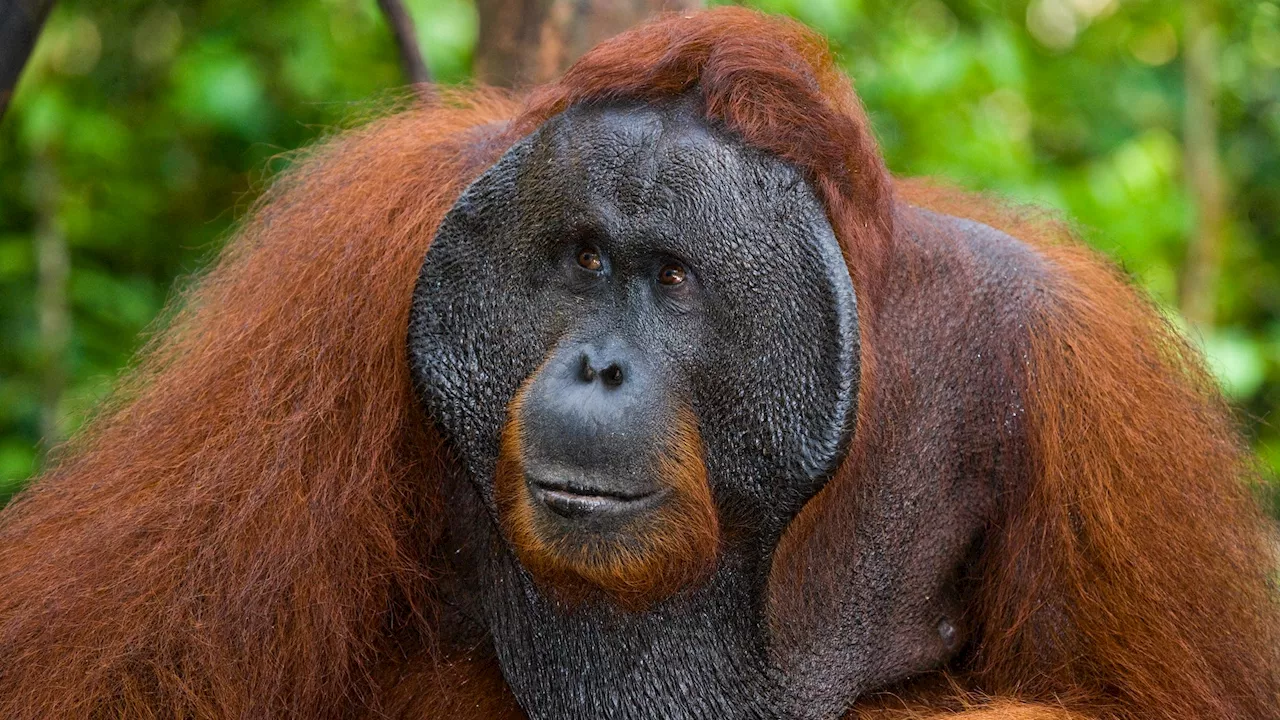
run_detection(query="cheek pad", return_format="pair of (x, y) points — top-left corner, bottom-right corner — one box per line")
(408, 141), (545, 506)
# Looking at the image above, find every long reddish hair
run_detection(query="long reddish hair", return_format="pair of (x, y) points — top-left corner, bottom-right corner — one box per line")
(0, 92), (522, 717)
(0, 8), (1275, 720)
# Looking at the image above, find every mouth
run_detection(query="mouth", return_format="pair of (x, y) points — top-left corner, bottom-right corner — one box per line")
(527, 475), (661, 520)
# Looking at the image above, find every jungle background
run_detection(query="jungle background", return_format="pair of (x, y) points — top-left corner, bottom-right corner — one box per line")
(1, 0), (1278, 513)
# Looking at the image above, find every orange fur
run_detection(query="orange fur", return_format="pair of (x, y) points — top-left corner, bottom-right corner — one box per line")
(0, 8), (1275, 719)
(892, 180), (1280, 717)
(0, 91), (524, 718)
(855, 702), (1091, 720)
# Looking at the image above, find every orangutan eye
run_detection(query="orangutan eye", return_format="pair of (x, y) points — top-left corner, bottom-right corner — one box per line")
(576, 247), (603, 272)
(657, 263), (686, 286)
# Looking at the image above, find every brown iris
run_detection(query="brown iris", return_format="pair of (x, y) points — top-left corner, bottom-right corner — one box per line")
(658, 263), (686, 286)
(576, 247), (603, 272)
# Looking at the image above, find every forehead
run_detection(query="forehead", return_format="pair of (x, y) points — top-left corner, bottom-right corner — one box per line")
(513, 101), (821, 261)
(536, 101), (787, 189)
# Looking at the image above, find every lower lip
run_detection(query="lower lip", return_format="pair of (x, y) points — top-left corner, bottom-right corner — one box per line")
(529, 484), (657, 519)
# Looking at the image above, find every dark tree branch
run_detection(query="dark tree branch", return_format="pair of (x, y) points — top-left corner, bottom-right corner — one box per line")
(375, 0), (433, 91)
(0, 0), (56, 119)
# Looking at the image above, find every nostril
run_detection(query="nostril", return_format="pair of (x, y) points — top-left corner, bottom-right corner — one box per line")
(579, 354), (597, 383)
(600, 363), (624, 387)
(575, 350), (627, 387)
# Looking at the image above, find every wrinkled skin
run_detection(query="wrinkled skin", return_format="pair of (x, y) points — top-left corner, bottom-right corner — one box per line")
(409, 99), (862, 718)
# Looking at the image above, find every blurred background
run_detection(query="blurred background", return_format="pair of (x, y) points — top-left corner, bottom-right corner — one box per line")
(0, 0), (1277, 512)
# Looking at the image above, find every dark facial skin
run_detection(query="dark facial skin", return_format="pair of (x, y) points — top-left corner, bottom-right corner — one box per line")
(518, 314), (681, 524)
(408, 99), (859, 718)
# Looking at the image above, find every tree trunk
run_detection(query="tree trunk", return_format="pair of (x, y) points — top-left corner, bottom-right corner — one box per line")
(0, 0), (57, 118)
(31, 150), (69, 452)
(375, 0), (432, 86)
(474, 0), (702, 88)
(1179, 0), (1226, 329)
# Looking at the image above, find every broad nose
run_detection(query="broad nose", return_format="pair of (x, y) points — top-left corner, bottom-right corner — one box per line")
(520, 337), (655, 450)
(578, 349), (626, 388)
(517, 337), (668, 516)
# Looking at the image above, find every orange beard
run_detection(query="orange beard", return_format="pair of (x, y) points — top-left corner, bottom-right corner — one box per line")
(494, 391), (720, 611)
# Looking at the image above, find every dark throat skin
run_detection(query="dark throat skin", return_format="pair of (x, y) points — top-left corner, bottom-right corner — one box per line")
(440, 474), (786, 720)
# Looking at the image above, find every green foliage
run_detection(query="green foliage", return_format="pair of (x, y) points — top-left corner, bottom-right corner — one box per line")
(1, 0), (1277, 506)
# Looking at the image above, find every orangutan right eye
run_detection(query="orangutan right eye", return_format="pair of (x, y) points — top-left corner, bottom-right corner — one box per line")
(576, 247), (603, 272)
